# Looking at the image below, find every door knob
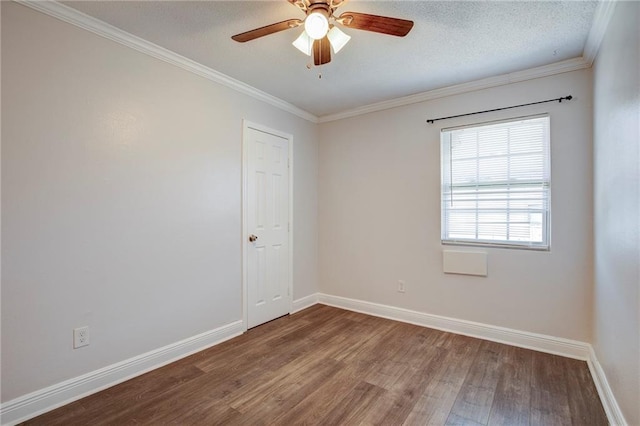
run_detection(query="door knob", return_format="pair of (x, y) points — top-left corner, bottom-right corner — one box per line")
(249, 234), (258, 242)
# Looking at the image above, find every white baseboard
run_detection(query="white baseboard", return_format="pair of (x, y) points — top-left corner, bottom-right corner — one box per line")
(318, 293), (590, 359)
(315, 293), (626, 425)
(0, 320), (244, 426)
(587, 347), (628, 426)
(2, 295), (626, 426)
(291, 293), (319, 314)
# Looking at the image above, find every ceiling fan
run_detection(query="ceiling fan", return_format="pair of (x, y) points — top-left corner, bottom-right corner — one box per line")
(231, 0), (414, 66)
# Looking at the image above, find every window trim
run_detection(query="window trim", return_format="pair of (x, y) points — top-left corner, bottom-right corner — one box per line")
(440, 114), (551, 251)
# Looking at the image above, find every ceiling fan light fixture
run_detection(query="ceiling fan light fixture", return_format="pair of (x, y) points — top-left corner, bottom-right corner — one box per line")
(327, 26), (350, 53)
(292, 31), (313, 56)
(232, 1), (415, 67)
(304, 10), (329, 40)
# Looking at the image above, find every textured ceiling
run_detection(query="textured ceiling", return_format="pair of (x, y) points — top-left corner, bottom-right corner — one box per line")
(62, 1), (598, 118)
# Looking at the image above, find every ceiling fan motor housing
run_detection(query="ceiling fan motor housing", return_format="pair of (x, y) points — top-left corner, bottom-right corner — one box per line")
(307, 0), (333, 13)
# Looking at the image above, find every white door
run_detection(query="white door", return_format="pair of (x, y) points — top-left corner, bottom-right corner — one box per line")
(245, 125), (291, 329)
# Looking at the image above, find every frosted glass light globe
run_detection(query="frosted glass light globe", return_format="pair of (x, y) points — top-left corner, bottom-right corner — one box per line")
(305, 11), (329, 40)
(292, 31), (313, 56)
(327, 26), (351, 53)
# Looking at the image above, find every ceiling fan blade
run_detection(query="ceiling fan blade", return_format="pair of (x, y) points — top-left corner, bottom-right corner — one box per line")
(313, 36), (331, 65)
(232, 19), (303, 43)
(338, 12), (413, 37)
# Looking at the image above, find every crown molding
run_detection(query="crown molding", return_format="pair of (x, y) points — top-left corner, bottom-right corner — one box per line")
(317, 57), (590, 123)
(16, 0), (603, 126)
(14, 0), (319, 124)
(583, 0), (618, 66)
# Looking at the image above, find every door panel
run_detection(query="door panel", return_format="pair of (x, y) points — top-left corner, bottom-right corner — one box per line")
(246, 127), (290, 329)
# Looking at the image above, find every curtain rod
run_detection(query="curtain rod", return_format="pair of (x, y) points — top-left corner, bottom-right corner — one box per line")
(426, 95), (573, 124)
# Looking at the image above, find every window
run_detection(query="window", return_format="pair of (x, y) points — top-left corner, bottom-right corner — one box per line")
(440, 115), (550, 250)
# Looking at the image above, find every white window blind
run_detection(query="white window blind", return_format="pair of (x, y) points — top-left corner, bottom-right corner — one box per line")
(441, 115), (550, 249)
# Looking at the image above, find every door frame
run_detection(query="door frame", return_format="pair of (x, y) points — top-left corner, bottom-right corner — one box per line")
(241, 120), (294, 332)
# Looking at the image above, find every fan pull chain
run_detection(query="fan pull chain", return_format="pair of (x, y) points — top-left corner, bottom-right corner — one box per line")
(317, 39), (322, 78)
(305, 61), (322, 78)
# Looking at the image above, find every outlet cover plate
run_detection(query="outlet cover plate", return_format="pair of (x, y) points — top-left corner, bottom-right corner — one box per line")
(73, 326), (89, 349)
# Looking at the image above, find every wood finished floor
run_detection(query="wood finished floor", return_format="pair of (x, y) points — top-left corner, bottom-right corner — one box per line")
(25, 305), (608, 425)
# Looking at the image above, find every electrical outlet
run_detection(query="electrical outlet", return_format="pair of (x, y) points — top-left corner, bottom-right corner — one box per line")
(73, 326), (90, 349)
(398, 280), (406, 293)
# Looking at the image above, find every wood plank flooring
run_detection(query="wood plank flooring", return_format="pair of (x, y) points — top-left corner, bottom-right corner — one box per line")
(24, 305), (608, 425)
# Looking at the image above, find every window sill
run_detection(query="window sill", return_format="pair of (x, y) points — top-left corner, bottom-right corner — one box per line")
(441, 240), (550, 252)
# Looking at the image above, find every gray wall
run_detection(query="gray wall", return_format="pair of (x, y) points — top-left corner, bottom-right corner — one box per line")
(593, 2), (640, 424)
(319, 69), (594, 342)
(3, 1), (640, 423)
(1, 2), (319, 402)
